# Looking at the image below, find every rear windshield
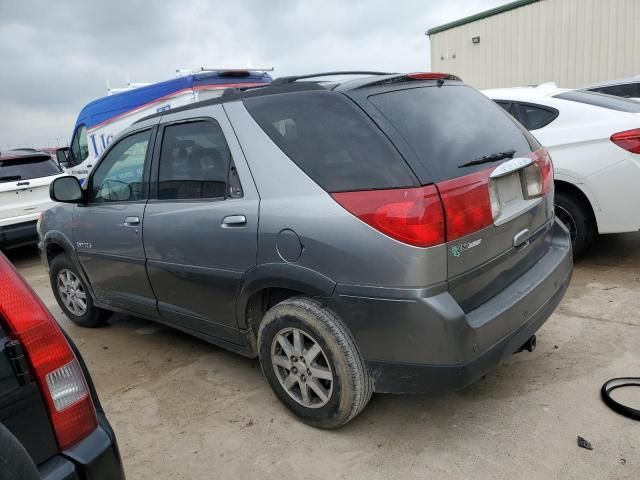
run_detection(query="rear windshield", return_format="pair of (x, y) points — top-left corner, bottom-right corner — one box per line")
(244, 90), (417, 192)
(0, 156), (61, 182)
(367, 85), (536, 183)
(555, 90), (640, 112)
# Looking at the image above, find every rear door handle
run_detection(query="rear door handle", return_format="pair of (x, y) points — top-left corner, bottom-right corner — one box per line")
(124, 216), (140, 227)
(221, 215), (247, 227)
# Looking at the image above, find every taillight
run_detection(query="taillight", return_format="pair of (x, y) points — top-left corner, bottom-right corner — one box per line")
(331, 185), (445, 247)
(611, 128), (640, 154)
(0, 254), (97, 449)
(437, 169), (494, 241)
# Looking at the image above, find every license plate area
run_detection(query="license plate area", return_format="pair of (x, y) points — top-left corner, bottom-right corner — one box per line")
(490, 171), (541, 226)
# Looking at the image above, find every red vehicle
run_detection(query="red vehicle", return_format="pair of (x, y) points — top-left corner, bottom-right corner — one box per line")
(0, 252), (125, 479)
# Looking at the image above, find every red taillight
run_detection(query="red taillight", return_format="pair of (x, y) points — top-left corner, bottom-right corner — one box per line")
(611, 128), (640, 154)
(0, 254), (97, 449)
(406, 72), (451, 80)
(436, 169), (494, 242)
(331, 185), (445, 247)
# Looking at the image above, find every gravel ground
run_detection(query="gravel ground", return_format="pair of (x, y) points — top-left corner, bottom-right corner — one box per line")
(7, 232), (640, 480)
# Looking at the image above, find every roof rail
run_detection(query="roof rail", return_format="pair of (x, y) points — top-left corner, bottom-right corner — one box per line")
(270, 71), (393, 86)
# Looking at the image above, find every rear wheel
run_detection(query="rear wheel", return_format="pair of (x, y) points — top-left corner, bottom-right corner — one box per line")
(554, 189), (595, 258)
(49, 255), (111, 327)
(257, 297), (372, 429)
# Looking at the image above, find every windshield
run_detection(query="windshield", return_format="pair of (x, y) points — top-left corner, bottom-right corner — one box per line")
(0, 156), (62, 182)
(367, 85), (536, 184)
(556, 91), (640, 112)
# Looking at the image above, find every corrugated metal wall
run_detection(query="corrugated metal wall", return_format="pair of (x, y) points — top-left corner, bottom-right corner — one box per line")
(429, 0), (640, 89)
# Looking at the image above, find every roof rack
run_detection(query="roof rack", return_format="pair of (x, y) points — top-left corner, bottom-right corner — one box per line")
(270, 71), (393, 86)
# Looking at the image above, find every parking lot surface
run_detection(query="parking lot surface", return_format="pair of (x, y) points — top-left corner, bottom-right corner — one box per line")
(7, 234), (640, 480)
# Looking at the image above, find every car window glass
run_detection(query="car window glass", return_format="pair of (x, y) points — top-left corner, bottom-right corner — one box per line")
(515, 103), (557, 130)
(0, 156), (62, 182)
(555, 90), (640, 112)
(593, 83), (639, 98)
(70, 125), (89, 165)
(367, 86), (534, 183)
(90, 130), (150, 203)
(244, 90), (417, 192)
(495, 100), (517, 116)
(158, 120), (233, 200)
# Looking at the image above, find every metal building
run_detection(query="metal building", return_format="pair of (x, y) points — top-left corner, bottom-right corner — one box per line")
(427, 0), (640, 90)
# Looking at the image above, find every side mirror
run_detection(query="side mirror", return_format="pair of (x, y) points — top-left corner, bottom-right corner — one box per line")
(56, 147), (70, 168)
(50, 176), (83, 203)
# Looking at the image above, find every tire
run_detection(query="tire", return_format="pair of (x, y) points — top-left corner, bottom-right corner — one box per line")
(49, 255), (111, 327)
(257, 296), (372, 429)
(554, 189), (595, 258)
(0, 423), (40, 480)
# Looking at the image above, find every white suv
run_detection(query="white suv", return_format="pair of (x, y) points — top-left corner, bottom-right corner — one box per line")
(0, 149), (64, 249)
(483, 85), (640, 256)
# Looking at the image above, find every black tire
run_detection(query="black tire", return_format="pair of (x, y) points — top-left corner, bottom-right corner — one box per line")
(0, 423), (40, 480)
(554, 189), (595, 258)
(49, 255), (111, 327)
(258, 296), (372, 429)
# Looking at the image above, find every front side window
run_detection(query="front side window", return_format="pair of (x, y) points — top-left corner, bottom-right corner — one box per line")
(158, 120), (233, 200)
(89, 130), (151, 203)
(70, 125), (89, 165)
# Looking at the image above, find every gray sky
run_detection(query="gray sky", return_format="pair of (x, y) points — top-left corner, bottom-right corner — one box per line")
(0, 0), (505, 149)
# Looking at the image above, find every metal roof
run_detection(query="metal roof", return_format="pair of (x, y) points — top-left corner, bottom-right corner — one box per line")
(426, 0), (542, 36)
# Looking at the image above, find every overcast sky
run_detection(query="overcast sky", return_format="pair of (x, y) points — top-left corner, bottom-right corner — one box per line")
(0, 0), (506, 149)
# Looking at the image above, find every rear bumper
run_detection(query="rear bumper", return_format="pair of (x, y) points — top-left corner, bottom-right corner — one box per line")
(38, 414), (125, 480)
(329, 219), (573, 394)
(0, 220), (38, 249)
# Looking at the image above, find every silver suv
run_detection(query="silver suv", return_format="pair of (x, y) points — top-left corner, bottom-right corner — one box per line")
(40, 72), (573, 428)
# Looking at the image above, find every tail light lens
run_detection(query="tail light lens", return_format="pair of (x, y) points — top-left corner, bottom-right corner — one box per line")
(331, 185), (445, 247)
(0, 254), (97, 449)
(521, 148), (554, 199)
(611, 128), (640, 154)
(333, 148), (554, 247)
(437, 170), (494, 241)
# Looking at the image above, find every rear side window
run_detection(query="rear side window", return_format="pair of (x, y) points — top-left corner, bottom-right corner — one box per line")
(0, 156), (61, 182)
(158, 120), (232, 200)
(368, 85), (535, 183)
(556, 91), (640, 112)
(244, 90), (417, 192)
(514, 102), (558, 130)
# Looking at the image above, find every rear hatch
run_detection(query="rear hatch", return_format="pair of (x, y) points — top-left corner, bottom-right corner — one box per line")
(351, 80), (555, 311)
(0, 153), (63, 222)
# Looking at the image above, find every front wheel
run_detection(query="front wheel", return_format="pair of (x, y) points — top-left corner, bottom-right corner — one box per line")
(49, 255), (111, 327)
(258, 297), (372, 429)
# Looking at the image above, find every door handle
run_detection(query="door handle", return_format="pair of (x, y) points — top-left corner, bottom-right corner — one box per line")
(221, 215), (247, 227)
(124, 216), (140, 227)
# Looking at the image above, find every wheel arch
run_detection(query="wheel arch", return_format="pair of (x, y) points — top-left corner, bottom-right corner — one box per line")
(236, 263), (337, 335)
(554, 180), (598, 231)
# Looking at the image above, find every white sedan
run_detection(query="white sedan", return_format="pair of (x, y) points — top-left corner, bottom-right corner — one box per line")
(0, 149), (65, 249)
(483, 84), (640, 256)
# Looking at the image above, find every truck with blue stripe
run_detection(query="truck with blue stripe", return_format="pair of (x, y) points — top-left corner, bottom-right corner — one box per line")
(59, 69), (272, 180)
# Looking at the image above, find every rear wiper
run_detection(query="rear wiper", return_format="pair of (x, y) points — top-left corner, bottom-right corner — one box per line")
(458, 150), (516, 168)
(0, 175), (22, 183)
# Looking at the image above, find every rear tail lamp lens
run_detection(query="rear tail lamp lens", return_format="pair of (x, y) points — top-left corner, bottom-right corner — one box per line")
(530, 148), (554, 195)
(46, 360), (90, 411)
(522, 163), (543, 198)
(0, 254), (97, 449)
(611, 128), (640, 154)
(437, 170), (494, 241)
(331, 185), (445, 247)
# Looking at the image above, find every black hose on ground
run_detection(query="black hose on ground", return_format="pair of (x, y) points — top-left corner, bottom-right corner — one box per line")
(601, 377), (640, 421)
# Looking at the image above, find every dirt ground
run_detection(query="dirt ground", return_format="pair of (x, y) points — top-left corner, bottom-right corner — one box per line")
(6, 233), (640, 480)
